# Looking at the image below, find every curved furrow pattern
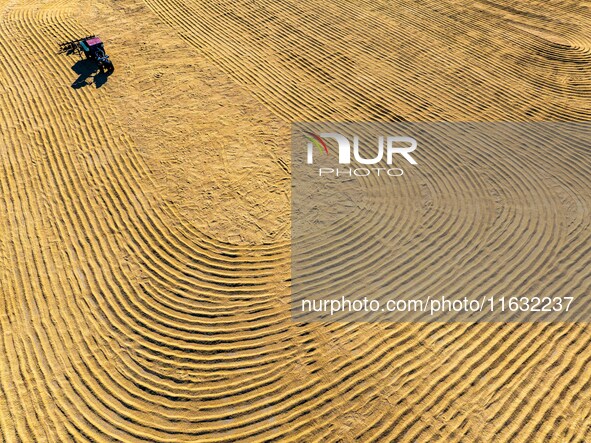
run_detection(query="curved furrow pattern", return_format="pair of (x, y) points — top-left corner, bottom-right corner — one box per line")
(0, 0), (590, 441)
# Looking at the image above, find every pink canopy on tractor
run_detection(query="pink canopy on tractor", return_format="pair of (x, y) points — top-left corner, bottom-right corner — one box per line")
(85, 37), (102, 46)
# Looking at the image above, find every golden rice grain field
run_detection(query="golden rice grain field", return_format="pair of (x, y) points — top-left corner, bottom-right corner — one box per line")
(0, 0), (590, 441)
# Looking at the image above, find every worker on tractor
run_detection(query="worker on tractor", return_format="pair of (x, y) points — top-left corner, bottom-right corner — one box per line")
(60, 35), (114, 73)
(81, 37), (114, 73)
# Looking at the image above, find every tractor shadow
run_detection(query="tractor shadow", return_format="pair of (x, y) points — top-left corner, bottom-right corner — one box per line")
(71, 59), (112, 89)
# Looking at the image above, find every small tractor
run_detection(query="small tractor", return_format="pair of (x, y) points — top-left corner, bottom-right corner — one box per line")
(59, 35), (114, 73)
